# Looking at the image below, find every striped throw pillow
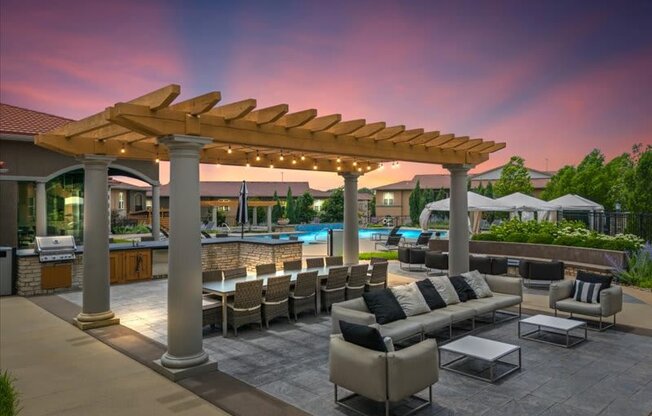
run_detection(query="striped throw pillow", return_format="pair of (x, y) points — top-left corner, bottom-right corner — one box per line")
(574, 280), (602, 304)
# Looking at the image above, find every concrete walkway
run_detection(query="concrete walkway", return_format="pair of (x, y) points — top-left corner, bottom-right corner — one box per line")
(0, 296), (229, 416)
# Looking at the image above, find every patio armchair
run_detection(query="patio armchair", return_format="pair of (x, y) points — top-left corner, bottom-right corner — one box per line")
(326, 256), (344, 266)
(202, 297), (221, 329)
(256, 263), (276, 276)
(374, 234), (403, 251)
(549, 279), (622, 331)
(425, 252), (448, 275)
(227, 279), (264, 336)
(369, 257), (388, 265)
(346, 264), (369, 300)
(388, 225), (402, 236)
(290, 270), (318, 320)
(330, 334), (438, 416)
(262, 274), (291, 327)
(398, 247), (426, 271)
(520, 260), (565, 287)
(306, 257), (326, 268)
(223, 267), (248, 280)
(283, 259), (303, 271)
(321, 266), (349, 312)
(469, 255), (492, 275)
(365, 261), (388, 292)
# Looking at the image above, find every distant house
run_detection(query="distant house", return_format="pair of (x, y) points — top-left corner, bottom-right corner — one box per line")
(357, 192), (374, 224)
(374, 175), (450, 225)
(108, 178), (149, 218)
(469, 165), (553, 196)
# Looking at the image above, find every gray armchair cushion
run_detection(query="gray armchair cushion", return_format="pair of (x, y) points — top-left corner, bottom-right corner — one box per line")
(406, 311), (451, 333)
(528, 260), (565, 281)
(372, 319), (423, 341)
(600, 286), (623, 317)
(549, 280), (574, 309)
(485, 275), (523, 298)
(491, 257), (509, 275)
(425, 251), (448, 270)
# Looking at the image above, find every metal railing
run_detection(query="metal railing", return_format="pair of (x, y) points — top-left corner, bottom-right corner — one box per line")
(561, 211), (652, 242)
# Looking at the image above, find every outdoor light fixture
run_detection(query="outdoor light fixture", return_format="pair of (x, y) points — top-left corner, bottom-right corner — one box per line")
(366, 164), (371, 171)
(256, 151), (261, 161)
(353, 161), (357, 166)
(155, 156), (160, 164)
(270, 163), (274, 168)
(120, 143), (126, 154)
(301, 154), (306, 161)
(313, 164), (318, 170)
(246, 160), (250, 167)
(227, 145), (232, 154)
(337, 166), (341, 171)
(379, 163), (384, 168)
(292, 158), (297, 164)
(336, 157), (341, 163)
(357, 167), (362, 172)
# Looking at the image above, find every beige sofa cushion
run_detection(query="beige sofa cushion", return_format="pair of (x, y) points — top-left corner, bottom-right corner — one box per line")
(556, 298), (601, 316)
(462, 270), (493, 298)
(406, 311), (451, 333)
(373, 319), (423, 341)
(428, 275), (460, 305)
(390, 283), (431, 316)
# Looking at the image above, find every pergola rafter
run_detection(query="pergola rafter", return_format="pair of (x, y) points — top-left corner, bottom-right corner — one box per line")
(35, 84), (506, 174)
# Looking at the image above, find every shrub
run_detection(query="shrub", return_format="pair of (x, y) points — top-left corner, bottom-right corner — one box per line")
(472, 232), (500, 241)
(504, 232), (528, 243)
(617, 244), (652, 288)
(526, 233), (555, 244)
(359, 251), (398, 261)
(0, 370), (21, 416)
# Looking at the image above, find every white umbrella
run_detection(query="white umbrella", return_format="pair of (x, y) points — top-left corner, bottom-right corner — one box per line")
(236, 180), (248, 238)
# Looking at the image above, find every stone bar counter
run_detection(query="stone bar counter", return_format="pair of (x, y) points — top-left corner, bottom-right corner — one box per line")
(15, 238), (302, 297)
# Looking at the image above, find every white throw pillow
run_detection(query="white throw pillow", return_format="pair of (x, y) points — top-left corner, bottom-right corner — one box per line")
(390, 283), (431, 316)
(462, 270), (493, 298)
(428, 275), (460, 305)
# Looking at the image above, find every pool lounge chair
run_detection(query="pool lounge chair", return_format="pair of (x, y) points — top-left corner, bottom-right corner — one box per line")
(374, 234), (403, 251)
(403, 232), (433, 249)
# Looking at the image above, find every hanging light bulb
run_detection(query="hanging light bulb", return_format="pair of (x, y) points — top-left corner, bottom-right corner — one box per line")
(256, 151), (261, 161)
(357, 167), (362, 172)
(301, 154), (306, 161)
(353, 160), (358, 166)
(337, 166), (341, 171)
(155, 156), (160, 164)
(245, 158), (250, 167)
(336, 157), (341, 163)
(270, 163), (274, 169)
(395, 161), (400, 168)
(313, 164), (318, 170)
(279, 152), (284, 161)
(292, 158), (297, 165)
(120, 143), (126, 154)
(366, 164), (371, 171)
(227, 145), (232, 154)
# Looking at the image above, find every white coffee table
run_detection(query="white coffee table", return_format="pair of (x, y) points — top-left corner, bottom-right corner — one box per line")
(438, 336), (521, 383)
(519, 314), (587, 348)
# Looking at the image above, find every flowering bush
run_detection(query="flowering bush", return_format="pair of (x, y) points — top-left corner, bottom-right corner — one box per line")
(472, 218), (644, 252)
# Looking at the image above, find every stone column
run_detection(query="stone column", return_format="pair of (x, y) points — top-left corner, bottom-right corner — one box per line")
(252, 206), (258, 227)
(341, 172), (360, 265)
(151, 184), (161, 240)
(211, 206), (218, 226)
(156, 135), (215, 379)
(35, 181), (47, 236)
(267, 205), (273, 232)
(75, 155), (119, 330)
(445, 164), (472, 275)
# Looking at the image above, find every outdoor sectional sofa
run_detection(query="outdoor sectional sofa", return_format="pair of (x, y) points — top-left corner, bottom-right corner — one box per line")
(331, 274), (523, 342)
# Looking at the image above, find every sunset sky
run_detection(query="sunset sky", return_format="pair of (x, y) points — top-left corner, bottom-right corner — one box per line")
(1, 0), (651, 190)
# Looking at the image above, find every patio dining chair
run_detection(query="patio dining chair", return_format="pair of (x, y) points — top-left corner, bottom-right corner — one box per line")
(306, 257), (325, 268)
(202, 297), (221, 329)
(374, 234), (403, 251)
(365, 261), (388, 292)
(346, 264), (369, 300)
(223, 267), (248, 280)
(320, 266), (348, 312)
(325, 256), (344, 266)
(202, 269), (223, 299)
(227, 279), (264, 336)
(262, 274), (291, 328)
(256, 263), (276, 276)
(290, 270), (318, 320)
(283, 259), (303, 271)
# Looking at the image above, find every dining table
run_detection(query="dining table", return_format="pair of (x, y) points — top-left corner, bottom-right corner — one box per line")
(202, 265), (351, 336)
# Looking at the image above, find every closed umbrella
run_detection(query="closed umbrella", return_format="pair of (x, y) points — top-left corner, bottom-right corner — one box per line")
(236, 180), (248, 238)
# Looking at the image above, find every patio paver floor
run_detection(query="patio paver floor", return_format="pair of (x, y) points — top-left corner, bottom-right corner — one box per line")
(59, 280), (652, 416)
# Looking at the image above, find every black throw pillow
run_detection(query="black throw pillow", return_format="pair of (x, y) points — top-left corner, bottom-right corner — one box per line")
(448, 275), (478, 302)
(339, 321), (387, 352)
(572, 270), (613, 301)
(362, 289), (407, 324)
(415, 279), (447, 310)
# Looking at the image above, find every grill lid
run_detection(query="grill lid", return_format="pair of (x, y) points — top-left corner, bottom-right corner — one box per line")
(35, 236), (77, 262)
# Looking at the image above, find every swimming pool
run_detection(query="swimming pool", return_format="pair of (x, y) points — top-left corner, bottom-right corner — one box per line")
(254, 226), (448, 244)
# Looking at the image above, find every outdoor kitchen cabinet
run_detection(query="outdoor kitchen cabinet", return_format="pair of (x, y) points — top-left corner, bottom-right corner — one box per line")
(109, 249), (152, 284)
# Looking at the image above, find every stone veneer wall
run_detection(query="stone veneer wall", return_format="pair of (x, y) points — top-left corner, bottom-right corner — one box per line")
(16, 241), (303, 296)
(17, 255), (84, 297)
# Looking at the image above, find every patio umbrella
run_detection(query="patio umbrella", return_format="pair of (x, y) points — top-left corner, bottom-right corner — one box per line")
(236, 180), (248, 238)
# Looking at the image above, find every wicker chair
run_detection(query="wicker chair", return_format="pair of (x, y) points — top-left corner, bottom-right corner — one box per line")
(306, 257), (325, 268)
(365, 261), (388, 292)
(283, 259), (303, 271)
(325, 256), (344, 266)
(346, 264), (369, 300)
(223, 267), (248, 280)
(202, 270), (223, 299)
(290, 271), (318, 320)
(256, 263), (276, 276)
(262, 274), (291, 328)
(320, 266), (348, 312)
(227, 279), (264, 336)
(370, 257), (387, 265)
(202, 297), (221, 329)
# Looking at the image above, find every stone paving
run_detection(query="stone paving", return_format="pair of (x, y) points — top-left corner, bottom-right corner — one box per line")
(59, 280), (652, 416)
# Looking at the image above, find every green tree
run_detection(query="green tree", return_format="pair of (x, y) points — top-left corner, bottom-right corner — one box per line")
(541, 165), (576, 201)
(409, 180), (424, 225)
(604, 153), (634, 210)
(360, 187), (376, 217)
(285, 187), (296, 223)
(422, 188), (436, 205)
(320, 188), (344, 222)
(475, 183), (485, 196)
(629, 146), (652, 213)
(571, 149), (609, 205)
(272, 191), (283, 222)
(435, 187), (447, 201)
(484, 182), (494, 198)
(494, 156), (534, 197)
(295, 191), (316, 223)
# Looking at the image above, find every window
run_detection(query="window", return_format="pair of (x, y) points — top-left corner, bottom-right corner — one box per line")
(383, 192), (394, 205)
(118, 192), (125, 210)
(134, 194), (144, 211)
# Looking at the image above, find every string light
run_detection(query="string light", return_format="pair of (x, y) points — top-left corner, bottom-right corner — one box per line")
(379, 163), (384, 169)
(336, 157), (341, 163)
(120, 143), (126, 154)
(245, 158), (250, 168)
(227, 145), (232, 154)
(279, 152), (284, 161)
(270, 163), (274, 169)
(256, 151), (261, 161)
(337, 166), (341, 171)
(301, 154), (306, 161)
(313, 164), (318, 170)
(292, 158), (297, 165)
(357, 167), (362, 172)
(366, 164), (371, 171)
(155, 156), (160, 164)
(353, 161), (358, 166)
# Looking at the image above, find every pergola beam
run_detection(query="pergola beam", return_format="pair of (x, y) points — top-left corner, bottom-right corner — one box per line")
(300, 114), (341, 132)
(241, 104), (289, 125)
(327, 119), (366, 135)
(373, 125), (405, 141)
(276, 109), (318, 128)
(351, 122), (386, 138)
(206, 99), (257, 120)
(168, 91), (221, 115)
(389, 128), (425, 143)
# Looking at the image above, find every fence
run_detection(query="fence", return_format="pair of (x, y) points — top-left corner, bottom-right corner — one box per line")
(561, 211), (652, 242)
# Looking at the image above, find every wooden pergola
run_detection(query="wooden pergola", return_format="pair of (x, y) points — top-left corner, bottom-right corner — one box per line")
(36, 84), (506, 378)
(36, 84), (504, 172)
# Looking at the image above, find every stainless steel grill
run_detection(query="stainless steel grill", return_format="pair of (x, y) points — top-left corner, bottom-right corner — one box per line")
(35, 236), (77, 262)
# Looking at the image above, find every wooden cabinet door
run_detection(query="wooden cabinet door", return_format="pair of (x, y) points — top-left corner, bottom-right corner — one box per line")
(41, 263), (72, 289)
(109, 252), (125, 284)
(125, 250), (152, 281)
(138, 249), (152, 280)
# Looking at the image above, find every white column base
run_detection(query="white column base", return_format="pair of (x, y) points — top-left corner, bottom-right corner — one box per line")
(74, 310), (119, 330)
(152, 357), (217, 381)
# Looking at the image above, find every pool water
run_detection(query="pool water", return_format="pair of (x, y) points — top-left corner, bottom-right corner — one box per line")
(256, 226), (448, 244)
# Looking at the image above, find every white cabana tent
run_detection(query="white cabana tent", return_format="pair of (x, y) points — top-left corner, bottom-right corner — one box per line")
(419, 191), (514, 232)
(548, 194), (604, 229)
(495, 192), (561, 222)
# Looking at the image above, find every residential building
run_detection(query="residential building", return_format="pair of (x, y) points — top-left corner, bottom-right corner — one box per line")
(0, 103), (160, 247)
(357, 192), (373, 224)
(469, 165), (553, 196)
(374, 174), (450, 225)
(108, 178), (149, 218)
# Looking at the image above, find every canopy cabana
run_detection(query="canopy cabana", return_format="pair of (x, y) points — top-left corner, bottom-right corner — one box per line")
(495, 192), (561, 222)
(548, 194), (604, 212)
(419, 191), (514, 232)
(36, 84), (505, 378)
